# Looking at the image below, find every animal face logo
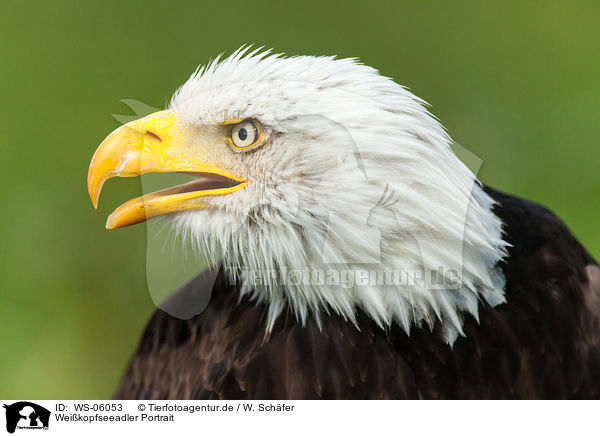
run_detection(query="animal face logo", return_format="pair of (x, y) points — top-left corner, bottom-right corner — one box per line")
(2, 402), (50, 434)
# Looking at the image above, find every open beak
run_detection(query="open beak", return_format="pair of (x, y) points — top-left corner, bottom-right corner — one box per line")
(87, 110), (246, 229)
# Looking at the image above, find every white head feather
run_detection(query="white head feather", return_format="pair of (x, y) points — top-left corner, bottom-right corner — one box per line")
(169, 47), (508, 344)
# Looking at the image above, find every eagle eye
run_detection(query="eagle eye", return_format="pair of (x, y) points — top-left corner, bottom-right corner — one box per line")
(228, 119), (263, 150)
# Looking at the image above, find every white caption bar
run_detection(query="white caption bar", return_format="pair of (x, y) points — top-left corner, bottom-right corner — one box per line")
(0, 400), (593, 435)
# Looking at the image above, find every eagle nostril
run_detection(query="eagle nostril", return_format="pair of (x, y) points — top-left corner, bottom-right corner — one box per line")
(144, 131), (162, 143)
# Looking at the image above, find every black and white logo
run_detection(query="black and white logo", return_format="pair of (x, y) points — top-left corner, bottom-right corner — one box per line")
(3, 402), (50, 434)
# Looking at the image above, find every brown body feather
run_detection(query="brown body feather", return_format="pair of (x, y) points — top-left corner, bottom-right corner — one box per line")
(114, 187), (600, 399)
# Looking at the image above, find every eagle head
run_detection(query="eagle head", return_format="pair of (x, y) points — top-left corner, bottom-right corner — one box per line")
(88, 48), (507, 344)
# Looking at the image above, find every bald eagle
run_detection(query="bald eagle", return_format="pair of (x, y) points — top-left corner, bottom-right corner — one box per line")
(88, 48), (600, 399)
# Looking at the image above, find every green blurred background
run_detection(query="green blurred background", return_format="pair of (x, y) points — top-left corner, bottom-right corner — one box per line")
(1, 1), (598, 398)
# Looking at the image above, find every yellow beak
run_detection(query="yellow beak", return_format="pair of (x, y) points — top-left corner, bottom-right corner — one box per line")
(87, 110), (246, 229)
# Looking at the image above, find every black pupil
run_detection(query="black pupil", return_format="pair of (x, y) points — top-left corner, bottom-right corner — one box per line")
(238, 128), (248, 141)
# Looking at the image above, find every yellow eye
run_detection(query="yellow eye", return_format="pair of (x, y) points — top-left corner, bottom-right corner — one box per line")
(229, 119), (263, 150)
